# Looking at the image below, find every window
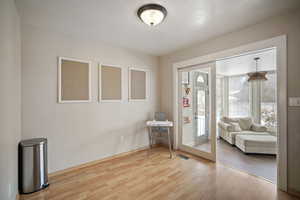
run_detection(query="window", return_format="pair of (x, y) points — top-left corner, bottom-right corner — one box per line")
(216, 76), (224, 120)
(220, 72), (276, 125)
(197, 75), (205, 83)
(228, 75), (250, 117)
(261, 73), (277, 127)
(197, 90), (206, 136)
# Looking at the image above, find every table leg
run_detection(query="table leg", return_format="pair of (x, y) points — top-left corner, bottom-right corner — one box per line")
(148, 127), (152, 156)
(167, 128), (172, 158)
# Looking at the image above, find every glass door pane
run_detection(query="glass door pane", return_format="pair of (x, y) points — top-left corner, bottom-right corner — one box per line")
(196, 89), (206, 137)
(178, 62), (216, 161)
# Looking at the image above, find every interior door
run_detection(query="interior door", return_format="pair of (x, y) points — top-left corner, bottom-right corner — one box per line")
(178, 62), (216, 161)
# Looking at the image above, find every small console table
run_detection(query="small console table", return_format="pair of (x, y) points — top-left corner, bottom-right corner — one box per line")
(146, 120), (173, 158)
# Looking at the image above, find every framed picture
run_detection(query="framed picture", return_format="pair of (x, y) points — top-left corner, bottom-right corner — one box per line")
(58, 57), (91, 103)
(182, 71), (190, 85)
(129, 68), (149, 101)
(183, 97), (190, 107)
(99, 64), (123, 102)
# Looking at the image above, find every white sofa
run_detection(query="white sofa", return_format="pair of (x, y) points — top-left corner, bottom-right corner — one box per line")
(218, 116), (270, 145)
(218, 117), (276, 154)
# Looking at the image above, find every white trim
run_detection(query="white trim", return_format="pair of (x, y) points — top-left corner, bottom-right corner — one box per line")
(172, 35), (287, 191)
(128, 67), (150, 102)
(58, 57), (92, 103)
(276, 36), (288, 192)
(210, 64), (217, 161)
(98, 63), (123, 103)
(177, 62), (217, 161)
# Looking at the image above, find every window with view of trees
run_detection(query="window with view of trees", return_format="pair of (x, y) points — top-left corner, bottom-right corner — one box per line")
(261, 72), (277, 127)
(228, 75), (250, 117)
(220, 72), (276, 128)
(216, 77), (223, 120)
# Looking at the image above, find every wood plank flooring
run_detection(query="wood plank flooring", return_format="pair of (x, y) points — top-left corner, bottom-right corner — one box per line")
(21, 147), (298, 200)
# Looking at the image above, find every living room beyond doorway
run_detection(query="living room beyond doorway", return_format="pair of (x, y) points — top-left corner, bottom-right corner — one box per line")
(215, 48), (277, 183)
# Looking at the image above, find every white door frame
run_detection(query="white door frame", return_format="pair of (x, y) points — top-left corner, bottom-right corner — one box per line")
(178, 63), (217, 161)
(172, 35), (287, 191)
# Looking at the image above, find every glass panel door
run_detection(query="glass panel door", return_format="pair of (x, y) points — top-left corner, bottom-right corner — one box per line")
(178, 62), (216, 161)
(193, 72), (209, 144)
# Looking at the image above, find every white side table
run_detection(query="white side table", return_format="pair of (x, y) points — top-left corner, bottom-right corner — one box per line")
(146, 120), (173, 158)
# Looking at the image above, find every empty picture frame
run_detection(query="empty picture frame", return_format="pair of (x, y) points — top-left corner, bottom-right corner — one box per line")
(58, 57), (91, 103)
(99, 64), (122, 102)
(129, 68), (149, 101)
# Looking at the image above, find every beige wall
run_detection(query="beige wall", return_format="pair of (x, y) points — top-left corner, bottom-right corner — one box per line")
(5, 3), (299, 197)
(159, 9), (300, 193)
(21, 24), (160, 173)
(0, 0), (21, 199)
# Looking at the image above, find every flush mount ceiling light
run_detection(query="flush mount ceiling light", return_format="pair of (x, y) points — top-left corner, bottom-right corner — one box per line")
(247, 57), (268, 82)
(137, 4), (167, 26)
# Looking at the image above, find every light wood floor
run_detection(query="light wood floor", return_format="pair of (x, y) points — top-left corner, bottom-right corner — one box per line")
(21, 147), (298, 200)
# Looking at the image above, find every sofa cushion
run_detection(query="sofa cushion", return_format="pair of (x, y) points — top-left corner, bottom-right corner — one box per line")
(238, 117), (253, 130)
(251, 123), (268, 132)
(218, 120), (242, 132)
(218, 121), (231, 131)
(228, 122), (242, 132)
(221, 116), (239, 123)
(227, 131), (269, 138)
(236, 135), (276, 148)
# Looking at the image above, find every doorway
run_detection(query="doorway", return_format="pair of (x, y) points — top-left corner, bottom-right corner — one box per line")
(215, 48), (277, 183)
(173, 36), (287, 191)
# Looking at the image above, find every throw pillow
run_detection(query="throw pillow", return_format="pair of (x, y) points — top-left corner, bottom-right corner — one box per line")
(251, 123), (267, 132)
(229, 122), (242, 132)
(238, 117), (253, 130)
(222, 116), (239, 124)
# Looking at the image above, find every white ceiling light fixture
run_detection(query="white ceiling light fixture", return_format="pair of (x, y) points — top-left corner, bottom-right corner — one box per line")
(247, 57), (268, 82)
(137, 4), (167, 26)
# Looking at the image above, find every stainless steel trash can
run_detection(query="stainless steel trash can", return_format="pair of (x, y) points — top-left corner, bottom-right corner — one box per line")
(19, 138), (49, 194)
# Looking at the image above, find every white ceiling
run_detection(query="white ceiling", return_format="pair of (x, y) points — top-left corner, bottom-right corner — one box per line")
(217, 48), (276, 76)
(16, 0), (300, 56)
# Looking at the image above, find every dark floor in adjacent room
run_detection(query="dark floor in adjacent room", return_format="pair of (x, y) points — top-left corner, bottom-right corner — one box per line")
(196, 139), (276, 183)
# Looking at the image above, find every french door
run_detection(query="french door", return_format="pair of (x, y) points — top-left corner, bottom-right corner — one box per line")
(178, 62), (216, 161)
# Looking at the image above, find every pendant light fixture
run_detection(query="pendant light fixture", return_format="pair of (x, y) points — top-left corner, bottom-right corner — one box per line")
(247, 57), (268, 82)
(137, 4), (167, 26)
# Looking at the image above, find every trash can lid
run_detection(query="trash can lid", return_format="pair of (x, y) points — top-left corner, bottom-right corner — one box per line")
(20, 138), (47, 147)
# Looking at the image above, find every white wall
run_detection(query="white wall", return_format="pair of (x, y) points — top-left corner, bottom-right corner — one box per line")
(21, 24), (160, 173)
(0, 0), (21, 199)
(159, 8), (300, 194)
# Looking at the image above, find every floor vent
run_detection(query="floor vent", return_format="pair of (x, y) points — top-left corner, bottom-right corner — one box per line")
(177, 154), (189, 160)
